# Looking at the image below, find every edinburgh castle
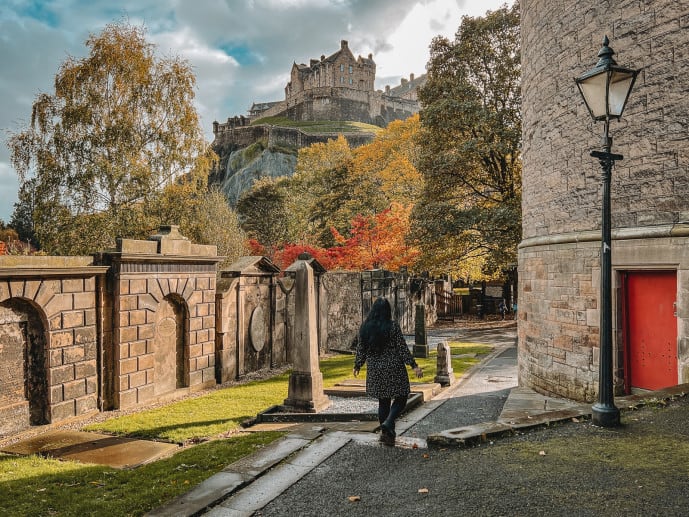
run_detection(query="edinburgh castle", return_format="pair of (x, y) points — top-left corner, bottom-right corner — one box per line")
(210, 40), (425, 204)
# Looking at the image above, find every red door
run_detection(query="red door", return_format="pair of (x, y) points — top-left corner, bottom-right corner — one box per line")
(624, 270), (677, 391)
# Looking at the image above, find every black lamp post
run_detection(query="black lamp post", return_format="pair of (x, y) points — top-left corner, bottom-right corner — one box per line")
(575, 36), (639, 427)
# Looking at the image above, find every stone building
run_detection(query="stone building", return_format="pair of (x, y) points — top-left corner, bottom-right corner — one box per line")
(519, 0), (689, 401)
(285, 40), (376, 98)
(225, 39), (425, 127)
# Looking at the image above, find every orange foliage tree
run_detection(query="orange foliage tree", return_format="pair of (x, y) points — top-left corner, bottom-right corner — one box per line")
(351, 114), (423, 208)
(329, 203), (419, 271)
(272, 243), (335, 271)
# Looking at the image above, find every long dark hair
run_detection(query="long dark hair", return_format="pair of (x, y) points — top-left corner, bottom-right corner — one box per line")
(359, 297), (393, 354)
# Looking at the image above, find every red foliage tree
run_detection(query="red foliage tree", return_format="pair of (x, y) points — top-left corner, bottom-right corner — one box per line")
(328, 203), (419, 271)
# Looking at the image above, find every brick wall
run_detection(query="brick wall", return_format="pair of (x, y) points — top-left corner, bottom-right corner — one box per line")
(519, 0), (689, 400)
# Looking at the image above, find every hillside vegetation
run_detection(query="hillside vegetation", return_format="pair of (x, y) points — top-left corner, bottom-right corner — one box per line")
(250, 116), (381, 134)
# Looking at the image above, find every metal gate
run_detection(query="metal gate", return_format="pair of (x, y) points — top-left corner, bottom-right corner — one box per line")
(436, 289), (462, 321)
(361, 270), (410, 330)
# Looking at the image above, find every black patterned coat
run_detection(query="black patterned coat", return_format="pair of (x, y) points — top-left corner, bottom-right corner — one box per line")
(354, 321), (418, 399)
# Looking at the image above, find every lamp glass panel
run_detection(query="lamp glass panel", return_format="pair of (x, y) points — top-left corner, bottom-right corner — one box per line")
(578, 71), (608, 118)
(608, 70), (635, 117)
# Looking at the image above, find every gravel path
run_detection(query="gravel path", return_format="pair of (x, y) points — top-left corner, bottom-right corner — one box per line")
(256, 395), (689, 517)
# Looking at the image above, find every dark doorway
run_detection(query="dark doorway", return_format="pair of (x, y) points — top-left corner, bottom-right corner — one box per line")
(0, 299), (48, 427)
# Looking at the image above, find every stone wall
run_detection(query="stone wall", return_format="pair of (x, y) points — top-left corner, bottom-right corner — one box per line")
(522, 0), (689, 241)
(212, 123), (375, 152)
(519, 0), (689, 400)
(0, 238), (438, 437)
(215, 257), (286, 383)
(268, 87), (418, 126)
(0, 256), (107, 435)
(97, 226), (221, 409)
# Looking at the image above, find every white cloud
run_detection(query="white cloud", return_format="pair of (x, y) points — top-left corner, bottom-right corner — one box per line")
(0, 0), (514, 223)
(0, 162), (19, 224)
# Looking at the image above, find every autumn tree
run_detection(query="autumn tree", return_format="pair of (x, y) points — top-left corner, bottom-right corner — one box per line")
(236, 176), (292, 259)
(286, 135), (356, 247)
(329, 203), (420, 271)
(351, 114), (423, 208)
(272, 243), (334, 271)
(413, 3), (521, 277)
(152, 184), (248, 268)
(282, 119), (423, 252)
(8, 21), (215, 255)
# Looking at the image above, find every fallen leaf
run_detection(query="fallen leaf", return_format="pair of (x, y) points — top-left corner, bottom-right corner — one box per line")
(539, 450), (546, 456)
(412, 443), (418, 449)
(572, 417), (580, 423)
(36, 488), (47, 492)
(348, 496), (361, 502)
(418, 488), (429, 494)
(422, 453), (430, 459)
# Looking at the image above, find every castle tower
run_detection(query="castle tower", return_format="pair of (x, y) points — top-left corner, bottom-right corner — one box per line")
(519, 0), (689, 401)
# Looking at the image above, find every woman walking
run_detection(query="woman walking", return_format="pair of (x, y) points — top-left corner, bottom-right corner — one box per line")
(353, 297), (422, 444)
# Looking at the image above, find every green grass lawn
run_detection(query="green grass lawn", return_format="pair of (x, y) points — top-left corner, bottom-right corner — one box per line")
(0, 341), (490, 516)
(0, 432), (282, 517)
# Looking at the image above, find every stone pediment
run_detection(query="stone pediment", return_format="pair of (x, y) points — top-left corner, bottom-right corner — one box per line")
(284, 252), (327, 276)
(221, 256), (280, 277)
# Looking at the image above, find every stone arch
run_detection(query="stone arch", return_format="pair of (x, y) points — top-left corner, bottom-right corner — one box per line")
(0, 297), (49, 431)
(152, 294), (189, 395)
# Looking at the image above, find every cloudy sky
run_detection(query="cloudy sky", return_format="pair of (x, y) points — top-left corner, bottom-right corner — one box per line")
(0, 0), (511, 223)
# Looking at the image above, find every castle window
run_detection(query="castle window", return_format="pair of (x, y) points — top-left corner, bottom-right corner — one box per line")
(341, 76), (344, 83)
(349, 78), (353, 85)
(340, 64), (344, 72)
(349, 65), (353, 73)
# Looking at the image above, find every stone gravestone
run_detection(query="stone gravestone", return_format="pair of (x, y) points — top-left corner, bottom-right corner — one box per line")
(413, 304), (429, 358)
(434, 341), (455, 386)
(283, 260), (330, 412)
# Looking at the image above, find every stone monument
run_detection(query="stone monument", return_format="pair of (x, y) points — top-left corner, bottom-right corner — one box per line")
(413, 304), (429, 358)
(283, 259), (330, 412)
(434, 341), (455, 386)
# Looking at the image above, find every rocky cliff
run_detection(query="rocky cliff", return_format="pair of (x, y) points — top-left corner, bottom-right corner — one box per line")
(214, 140), (297, 205)
(209, 124), (376, 205)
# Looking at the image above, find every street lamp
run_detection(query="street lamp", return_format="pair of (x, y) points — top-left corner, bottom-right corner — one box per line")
(575, 36), (639, 427)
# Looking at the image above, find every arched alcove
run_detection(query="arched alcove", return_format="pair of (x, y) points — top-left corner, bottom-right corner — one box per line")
(0, 298), (48, 430)
(153, 295), (188, 395)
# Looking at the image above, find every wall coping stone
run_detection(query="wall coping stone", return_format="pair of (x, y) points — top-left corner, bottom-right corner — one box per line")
(114, 225), (218, 258)
(105, 254), (223, 265)
(0, 267), (109, 278)
(0, 256), (95, 267)
(0, 255), (108, 278)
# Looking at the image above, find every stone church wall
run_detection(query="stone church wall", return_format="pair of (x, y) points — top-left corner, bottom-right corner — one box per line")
(519, 0), (689, 400)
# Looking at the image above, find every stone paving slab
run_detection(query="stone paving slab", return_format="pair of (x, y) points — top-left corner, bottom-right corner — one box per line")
(148, 435), (315, 517)
(205, 432), (352, 517)
(325, 381), (442, 402)
(0, 430), (178, 469)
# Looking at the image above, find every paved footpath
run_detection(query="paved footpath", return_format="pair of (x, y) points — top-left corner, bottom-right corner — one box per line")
(149, 327), (616, 517)
(152, 326), (525, 516)
(153, 325), (689, 517)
